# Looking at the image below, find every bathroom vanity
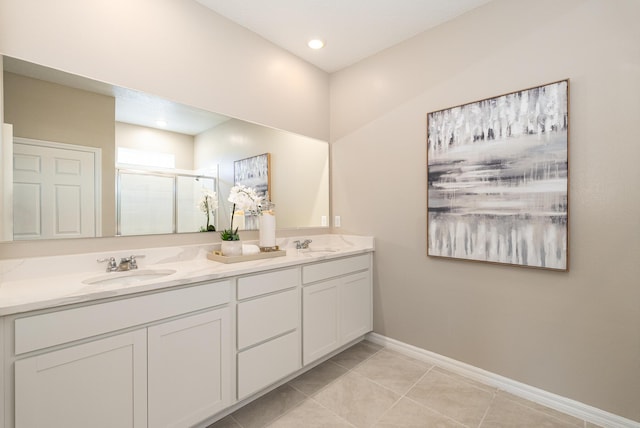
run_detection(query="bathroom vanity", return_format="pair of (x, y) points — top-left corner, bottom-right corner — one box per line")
(0, 235), (374, 428)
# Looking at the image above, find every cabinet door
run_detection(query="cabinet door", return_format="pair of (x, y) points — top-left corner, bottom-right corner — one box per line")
(148, 308), (231, 428)
(339, 271), (372, 343)
(15, 330), (147, 428)
(302, 278), (340, 365)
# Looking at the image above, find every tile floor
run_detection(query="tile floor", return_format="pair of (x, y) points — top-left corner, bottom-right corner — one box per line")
(208, 341), (600, 428)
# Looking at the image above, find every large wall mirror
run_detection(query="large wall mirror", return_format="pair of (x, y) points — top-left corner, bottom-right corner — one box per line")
(0, 56), (329, 242)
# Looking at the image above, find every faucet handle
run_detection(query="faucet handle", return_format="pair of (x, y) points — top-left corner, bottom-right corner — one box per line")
(294, 239), (312, 249)
(97, 257), (117, 272)
(128, 254), (145, 269)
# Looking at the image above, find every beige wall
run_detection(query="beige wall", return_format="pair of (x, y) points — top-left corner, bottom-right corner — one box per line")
(194, 119), (329, 229)
(116, 122), (194, 170)
(4, 72), (116, 236)
(0, 0), (328, 141)
(331, 0), (640, 421)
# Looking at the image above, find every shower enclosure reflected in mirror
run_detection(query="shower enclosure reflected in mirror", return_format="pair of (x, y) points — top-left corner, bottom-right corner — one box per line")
(1, 56), (330, 242)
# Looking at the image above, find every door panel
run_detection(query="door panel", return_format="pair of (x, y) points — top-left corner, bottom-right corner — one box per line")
(13, 141), (97, 239)
(15, 330), (147, 428)
(302, 279), (340, 365)
(148, 308), (231, 428)
(13, 182), (41, 236)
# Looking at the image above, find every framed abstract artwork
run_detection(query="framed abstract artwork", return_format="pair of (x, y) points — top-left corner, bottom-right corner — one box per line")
(427, 80), (569, 270)
(234, 153), (271, 199)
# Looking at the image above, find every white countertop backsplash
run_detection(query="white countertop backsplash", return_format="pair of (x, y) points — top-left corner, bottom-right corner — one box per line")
(0, 235), (374, 316)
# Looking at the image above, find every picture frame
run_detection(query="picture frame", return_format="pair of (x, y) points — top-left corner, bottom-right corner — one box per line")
(234, 153), (271, 200)
(427, 80), (569, 270)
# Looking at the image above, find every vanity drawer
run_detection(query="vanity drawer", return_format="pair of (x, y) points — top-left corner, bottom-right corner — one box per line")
(237, 267), (299, 300)
(237, 330), (300, 399)
(237, 288), (298, 349)
(302, 254), (370, 284)
(14, 280), (231, 355)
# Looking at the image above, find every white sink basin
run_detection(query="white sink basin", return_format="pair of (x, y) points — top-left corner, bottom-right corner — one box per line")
(300, 248), (339, 256)
(82, 269), (177, 286)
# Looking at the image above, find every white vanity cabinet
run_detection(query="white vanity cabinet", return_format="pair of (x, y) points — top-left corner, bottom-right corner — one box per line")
(10, 280), (232, 428)
(1, 242), (374, 428)
(236, 268), (301, 399)
(302, 254), (372, 365)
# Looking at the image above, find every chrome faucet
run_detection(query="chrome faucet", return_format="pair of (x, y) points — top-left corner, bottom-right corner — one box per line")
(97, 255), (145, 272)
(97, 257), (118, 272)
(294, 239), (313, 249)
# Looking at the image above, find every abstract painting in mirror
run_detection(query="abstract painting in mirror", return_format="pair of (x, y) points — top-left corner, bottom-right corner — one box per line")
(427, 80), (569, 270)
(1, 56), (329, 242)
(234, 153), (270, 199)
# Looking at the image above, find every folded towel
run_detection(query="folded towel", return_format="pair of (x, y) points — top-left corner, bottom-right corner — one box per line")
(242, 244), (260, 255)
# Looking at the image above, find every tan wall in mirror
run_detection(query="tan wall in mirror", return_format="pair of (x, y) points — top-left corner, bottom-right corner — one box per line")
(0, 55), (8, 241)
(195, 119), (329, 229)
(115, 122), (195, 170)
(3, 72), (116, 236)
(330, 0), (640, 421)
(0, 0), (329, 141)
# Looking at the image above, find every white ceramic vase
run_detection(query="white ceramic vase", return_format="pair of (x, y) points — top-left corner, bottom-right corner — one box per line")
(221, 240), (243, 256)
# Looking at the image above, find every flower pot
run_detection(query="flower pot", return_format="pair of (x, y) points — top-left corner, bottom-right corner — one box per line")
(221, 240), (243, 256)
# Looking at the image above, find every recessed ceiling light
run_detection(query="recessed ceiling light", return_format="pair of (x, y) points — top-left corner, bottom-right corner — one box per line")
(156, 120), (167, 127)
(308, 39), (325, 50)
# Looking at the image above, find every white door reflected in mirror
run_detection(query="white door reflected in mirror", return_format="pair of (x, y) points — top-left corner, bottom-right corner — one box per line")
(13, 138), (101, 240)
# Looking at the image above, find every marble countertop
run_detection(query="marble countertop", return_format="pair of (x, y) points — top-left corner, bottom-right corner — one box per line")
(0, 235), (374, 316)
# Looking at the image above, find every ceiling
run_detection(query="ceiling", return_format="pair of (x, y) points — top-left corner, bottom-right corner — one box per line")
(195, 0), (493, 73)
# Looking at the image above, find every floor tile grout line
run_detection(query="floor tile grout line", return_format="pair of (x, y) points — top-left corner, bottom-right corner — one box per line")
(339, 348), (474, 427)
(263, 391), (358, 428)
(298, 343), (393, 428)
(304, 396), (359, 428)
(287, 361), (352, 398)
(264, 344), (383, 427)
(476, 389), (498, 428)
(315, 378), (400, 428)
(398, 364), (495, 428)
(348, 356), (434, 398)
(229, 414), (244, 428)
(430, 366), (499, 395)
(231, 383), (308, 428)
(260, 396), (309, 428)
(341, 355), (472, 427)
(332, 344), (385, 373)
(402, 395), (472, 428)
(368, 390), (407, 427)
(495, 390), (587, 428)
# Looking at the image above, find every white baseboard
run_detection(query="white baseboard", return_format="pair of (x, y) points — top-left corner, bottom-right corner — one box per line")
(366, 332), (639, 428)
